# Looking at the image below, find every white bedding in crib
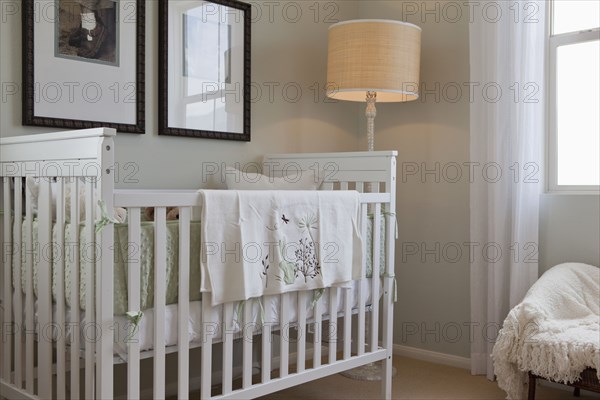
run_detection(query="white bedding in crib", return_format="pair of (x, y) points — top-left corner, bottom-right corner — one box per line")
(27, 279), (378, 361)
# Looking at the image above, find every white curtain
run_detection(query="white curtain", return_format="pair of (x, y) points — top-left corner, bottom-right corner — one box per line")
(469, 0), (546, 379)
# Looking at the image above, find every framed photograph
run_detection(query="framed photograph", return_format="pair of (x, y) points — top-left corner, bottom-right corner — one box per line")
(159, 0), (251, 141)
(23, 0), (145, 133)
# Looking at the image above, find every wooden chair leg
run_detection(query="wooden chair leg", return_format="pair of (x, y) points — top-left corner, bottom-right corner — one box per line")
(528, 372), (536, 400)
(574, 387), (581, 397)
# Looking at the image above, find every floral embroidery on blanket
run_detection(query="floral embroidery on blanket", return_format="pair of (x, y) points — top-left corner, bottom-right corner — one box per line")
(273, 214), (322, 286)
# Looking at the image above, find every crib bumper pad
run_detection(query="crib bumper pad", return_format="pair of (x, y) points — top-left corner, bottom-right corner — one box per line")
(12, 217), (384, 315)
(13, 220), (203, 315)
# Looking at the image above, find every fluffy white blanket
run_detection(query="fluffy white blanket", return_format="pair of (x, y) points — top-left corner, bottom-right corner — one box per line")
(199, 190), (363, 306)
(492, 262), (600, 399)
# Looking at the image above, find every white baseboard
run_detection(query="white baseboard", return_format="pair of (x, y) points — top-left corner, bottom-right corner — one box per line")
(393, 344), (470, 370)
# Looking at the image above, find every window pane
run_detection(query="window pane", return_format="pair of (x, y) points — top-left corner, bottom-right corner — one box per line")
(556, 40), (600, 186)
(553, 0), (600, 35)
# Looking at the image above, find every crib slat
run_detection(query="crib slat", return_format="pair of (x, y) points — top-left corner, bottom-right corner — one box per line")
(297, 292), (307, 373)
(340, 181), (348, 191)
(355, 182), (364, 193)
(97, 142), (115, 400)
(154, 207), (167, 399)
(261, 296), (272, 383)
(279, 293), (289, 377)
(13, 178), (23, 387)
(243, 299), (253, 389)
(2, 178), (12, 383)
(321, 181), (334, 190)
(313, 295), (322, 368)
(178, 207), (191, 400)
(343, 288), (352, 360)
(328, 288), (338, 363)
(357, 203), (368, 355)
(371, 203), (382, 352)
(24, 181), (34, 393)
(382, 176), (396, 398)
(70, 178), (81, 400)
(37, 178), (53, 399)
(84, 180), (95, 400)
(127, 207), (141, 400)
(222, 303), (233, 394)
(201, 293), (214, 400)
(55, 179), (66, 399)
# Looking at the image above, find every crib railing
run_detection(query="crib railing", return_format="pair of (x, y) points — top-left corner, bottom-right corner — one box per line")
(263, 151), (397, 398)
(1, 128), (397, 400)
(113, 190), (202, 399)
(1, 128), (116, 399)
(112, 188), (393, 400)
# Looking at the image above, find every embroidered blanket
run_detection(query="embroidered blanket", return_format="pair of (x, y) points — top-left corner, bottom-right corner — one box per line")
(199, 190), (363, 306)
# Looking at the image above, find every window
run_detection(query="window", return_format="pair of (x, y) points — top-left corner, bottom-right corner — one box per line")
(548, 0), (600, 192)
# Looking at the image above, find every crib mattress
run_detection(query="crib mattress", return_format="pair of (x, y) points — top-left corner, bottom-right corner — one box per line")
(30, 279), (377, 361)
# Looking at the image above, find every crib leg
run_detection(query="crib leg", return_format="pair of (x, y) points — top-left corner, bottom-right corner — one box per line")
(381, 357), (392, 400)
(574, 387), (581, 397)
(528, 373), (536, 400)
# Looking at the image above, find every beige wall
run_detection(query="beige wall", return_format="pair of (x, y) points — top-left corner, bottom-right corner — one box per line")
(1, 0), (472, 359)
(0, 1), (361, 189)
(357, 1), (600, 359)
(357, 1), (471, 358)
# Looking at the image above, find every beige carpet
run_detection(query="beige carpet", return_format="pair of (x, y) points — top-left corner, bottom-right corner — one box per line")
(257, 356), (593, 400)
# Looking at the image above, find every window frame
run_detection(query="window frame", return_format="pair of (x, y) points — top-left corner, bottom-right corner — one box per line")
(547, 1), (600, 193)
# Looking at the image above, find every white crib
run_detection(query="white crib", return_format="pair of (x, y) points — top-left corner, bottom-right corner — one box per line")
(0, 128), (398, 400)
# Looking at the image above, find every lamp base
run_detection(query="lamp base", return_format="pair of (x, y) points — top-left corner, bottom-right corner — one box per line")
(339, 361), (397, 381)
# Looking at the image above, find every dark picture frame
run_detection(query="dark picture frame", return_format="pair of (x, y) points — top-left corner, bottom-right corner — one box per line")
(159, 0), (251, 141)
(22, 0), (146, 133)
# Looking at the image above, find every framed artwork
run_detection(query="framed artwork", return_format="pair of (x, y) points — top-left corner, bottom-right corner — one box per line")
(159, 0), (251, 141)
(23, 0), (145, 133)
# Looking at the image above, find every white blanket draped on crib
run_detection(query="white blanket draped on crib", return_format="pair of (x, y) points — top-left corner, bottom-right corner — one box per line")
(200, 190), (363, 306)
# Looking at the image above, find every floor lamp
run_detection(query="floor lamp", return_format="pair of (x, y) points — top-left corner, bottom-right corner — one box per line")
(326, 19), (422, 380)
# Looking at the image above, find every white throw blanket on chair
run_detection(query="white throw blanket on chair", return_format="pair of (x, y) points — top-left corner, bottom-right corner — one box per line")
(199, 190), (363, 306)
(492, 262), (600, 399)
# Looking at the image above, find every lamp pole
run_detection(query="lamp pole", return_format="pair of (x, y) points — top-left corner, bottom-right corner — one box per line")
(366, 91), (377, 152)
